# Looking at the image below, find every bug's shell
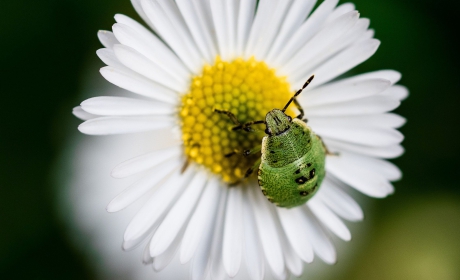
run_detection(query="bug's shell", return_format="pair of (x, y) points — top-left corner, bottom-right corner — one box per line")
(258, 119), (326, 208)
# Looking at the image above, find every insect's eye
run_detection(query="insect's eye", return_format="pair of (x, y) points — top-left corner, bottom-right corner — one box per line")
(265, 128), (271, 135)
(299, 191), (309, 196)
(287, 116), (292, 122)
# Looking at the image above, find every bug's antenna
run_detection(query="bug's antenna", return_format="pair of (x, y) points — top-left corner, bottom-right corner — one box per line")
(282, 75), (314, 113)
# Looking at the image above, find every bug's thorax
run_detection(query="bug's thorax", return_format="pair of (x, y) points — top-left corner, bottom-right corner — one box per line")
(264, 109), (291, 135)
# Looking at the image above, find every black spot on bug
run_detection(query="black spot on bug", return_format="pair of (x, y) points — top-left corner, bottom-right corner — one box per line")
(295, 176), (308, 184)
(273, 160), (278, 163)
(261, 189), (267, 196)
(295, 169), (301, 174)
(307, 163), (312, 167)
(312, 184), (318, 192)
(267, 197), (274, 203)
(299, 191), (309, 196)
(270, 150), (275, 154)
(309, 168), (316, 178)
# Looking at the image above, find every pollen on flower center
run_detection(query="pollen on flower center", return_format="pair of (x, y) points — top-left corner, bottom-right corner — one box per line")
(179, 56), (296, 183)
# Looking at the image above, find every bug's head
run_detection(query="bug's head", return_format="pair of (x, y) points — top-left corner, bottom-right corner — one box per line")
(264, 109), (292, 135)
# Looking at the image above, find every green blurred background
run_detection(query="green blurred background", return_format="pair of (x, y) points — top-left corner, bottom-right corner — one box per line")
(1, 0), (459, 279)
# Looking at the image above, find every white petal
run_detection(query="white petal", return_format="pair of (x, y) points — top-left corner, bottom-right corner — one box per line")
(107, 157), (180, 212)
(225, 0), (239, 58)
(190, 197), (219, 280)
(176, 0), (216, 62)
(78, 115), (175, 135)
(266, 0), (316, 63)
(149, 170), (208, 257)
(326, 2), (355, 23)
(300, 78), (391, 108)
(155, 0), (202, 63)
(308, 198), (351, 241)
(210, 188), (229, 280)
(277, 207), (314, 263)
(357, 27), (375, 42)
(308, 114), (406, 130)
(99, 66), (178, 103)
(112, 23), (188, 87)
(143, 240), (154, 264)
(189, 0), (217, 58)
(305, 95), (400, 117)
(180, 177), (221, 264)
(97, 30), (118, 49)
(379, 85), (409, 100)
(282, 11), (359, 76)
(297, 39), (381, 89)
(153, 229), (183, 272)
(210, 0), (229, 60)
(113, 44), (185, 92)
(281, 232), (303, 277)
(324, 138), (405, 159)
(326, 154), (394, 197)
(96, 48), (127, 69)
(340, 152), (402, 181)
(81, 96), (175, 116)
(122, 166), (194, 249)
(72, 106), (97, 121)
(249, 186), (285, 279)
(189, 182), (225, 280)
(303, 209), (337, 264)
(245, 0), (278, 59)
(289, 17), (370, 82)
(114, 14), (190, 78)
(316, 121), (404, 147)
(141, 0), (201, 73)
(236, 0), (256, 54)
(243, 194), (265, 280)
(254, 0), (293, 60)
(130, 0), (157, 32)
(189, 231), (212, 280)
(316, 178), (363, 221)
(222, 186), (244, 277)
(111, 145), (181, 178)
(343, 69), (402, 85)
(272, 0), (338, 67)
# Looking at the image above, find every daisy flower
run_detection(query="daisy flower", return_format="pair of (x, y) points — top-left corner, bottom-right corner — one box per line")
(73, 0), (407, 279)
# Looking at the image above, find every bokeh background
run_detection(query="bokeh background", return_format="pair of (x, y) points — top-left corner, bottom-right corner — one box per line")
(2, 0), (460, 279)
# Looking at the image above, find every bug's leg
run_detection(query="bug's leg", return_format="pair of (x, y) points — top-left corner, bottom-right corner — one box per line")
(233, 120), (265, 132)
(224, 149), (243, 158)
(213, 108), (241, 126)
(242, 145), (262, 157)
(244, 158), (262, 178)
(317, 135), (339, 156)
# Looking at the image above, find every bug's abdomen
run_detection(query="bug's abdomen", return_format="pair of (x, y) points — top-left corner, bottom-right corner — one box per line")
(258, 127), (326, 208)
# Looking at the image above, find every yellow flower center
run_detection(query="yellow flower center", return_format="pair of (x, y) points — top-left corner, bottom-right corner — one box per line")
(179, 56), (295, 183)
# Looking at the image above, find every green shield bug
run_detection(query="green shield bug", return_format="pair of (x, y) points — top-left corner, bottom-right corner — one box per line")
(214, 75), (329, 208)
